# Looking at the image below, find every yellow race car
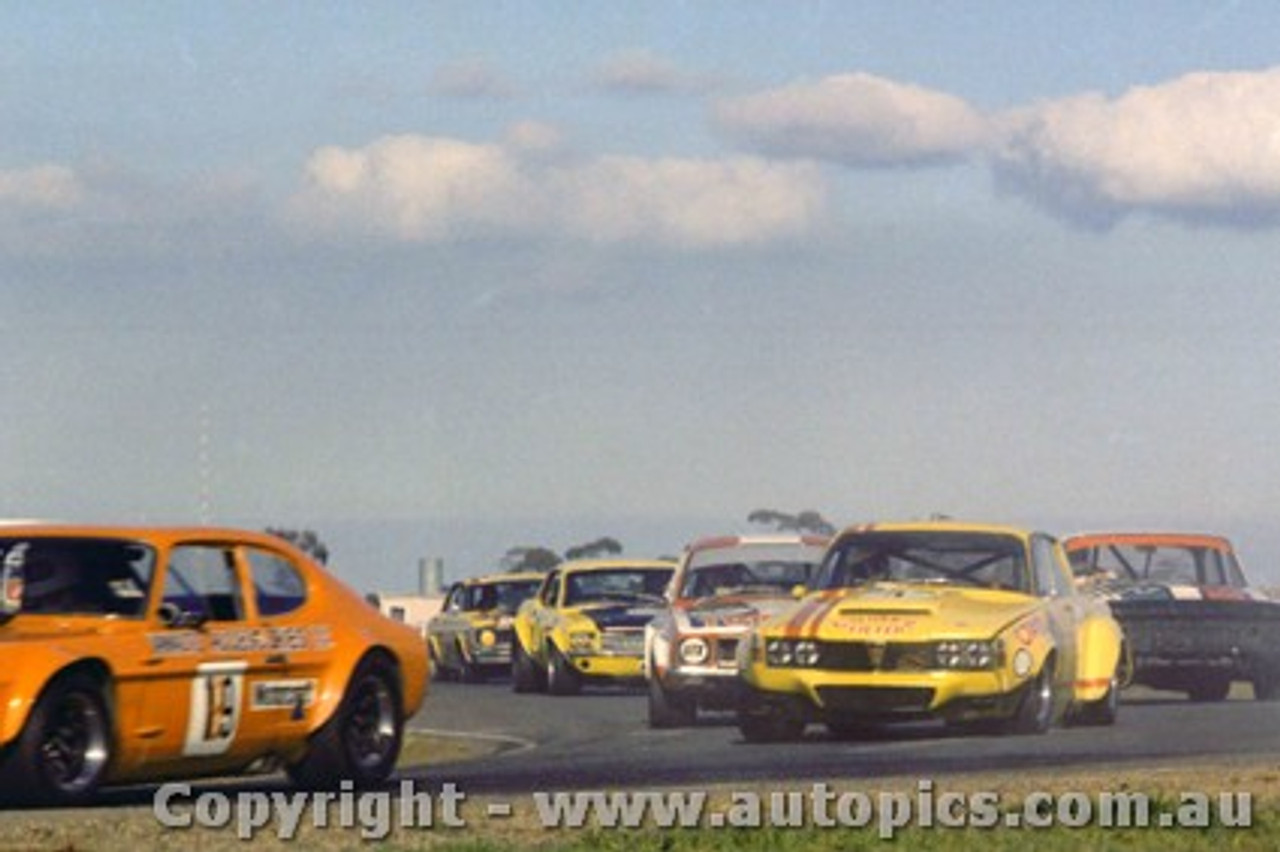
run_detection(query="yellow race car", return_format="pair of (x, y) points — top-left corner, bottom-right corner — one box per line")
(0, 524), (429, 806)
(512, 559), (675, 695)
(737, 521), (1125, 741)
(427, 572), (544, 682)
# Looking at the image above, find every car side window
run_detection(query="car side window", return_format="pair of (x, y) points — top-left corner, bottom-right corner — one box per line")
(444, 583), (465, 612)
(245, 548), (307, 617)
(1030, 535), (1063, 598)
(164, 545), (245, 622)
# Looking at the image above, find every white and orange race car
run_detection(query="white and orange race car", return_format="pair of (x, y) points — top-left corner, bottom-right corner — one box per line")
(644, 534), (828, 727)
(0, 524), (429, 806)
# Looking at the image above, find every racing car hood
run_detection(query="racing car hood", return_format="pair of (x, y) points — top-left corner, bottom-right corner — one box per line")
(765, 583), (1040, 641)
(675, 594), (799, 630)
(577, 601), (664, 631)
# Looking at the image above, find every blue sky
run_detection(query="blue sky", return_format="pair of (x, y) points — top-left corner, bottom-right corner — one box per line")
(5, 3), (1280, 591)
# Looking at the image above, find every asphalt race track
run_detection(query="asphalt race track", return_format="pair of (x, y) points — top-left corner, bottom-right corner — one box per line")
(403, 681), (1280, 793)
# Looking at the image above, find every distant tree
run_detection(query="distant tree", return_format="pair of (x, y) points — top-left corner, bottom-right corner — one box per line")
(266, 527), (330, 564)
(564, 536), (623, 561)
(747, 508), (836, 536)
(502, 546), (562, 574)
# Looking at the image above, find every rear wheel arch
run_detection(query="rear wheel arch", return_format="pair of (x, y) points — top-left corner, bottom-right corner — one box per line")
(313, 647), (402, 732)
(288, 649), (405, 789)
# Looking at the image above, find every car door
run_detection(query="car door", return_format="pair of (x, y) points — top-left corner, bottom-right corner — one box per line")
(239, 544), (332, 749)
(145, 542), (288, 773)
(1030, 534), (1081, 692)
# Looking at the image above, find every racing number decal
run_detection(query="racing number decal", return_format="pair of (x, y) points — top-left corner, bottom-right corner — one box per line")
(183, 661), (247, 757)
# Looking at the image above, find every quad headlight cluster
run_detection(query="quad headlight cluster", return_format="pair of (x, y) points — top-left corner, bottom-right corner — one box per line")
(765, 638), (822, 668)
(933, 639), (1003, 670)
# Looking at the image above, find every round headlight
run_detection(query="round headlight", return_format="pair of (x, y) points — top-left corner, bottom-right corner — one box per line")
(1013, 648), (1033, 678)
(477, 629), (497, 648)
(678, 637), (710, 666)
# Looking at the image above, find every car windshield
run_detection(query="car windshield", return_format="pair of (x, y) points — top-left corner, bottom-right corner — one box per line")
(563, 567), (672, 607)
(465, 579), (542, 613)
(680, 543), (825, 600)
(0, 537), (156, 617)
(814, 532), (1029, 593)
(1066, 542), (1239, 586)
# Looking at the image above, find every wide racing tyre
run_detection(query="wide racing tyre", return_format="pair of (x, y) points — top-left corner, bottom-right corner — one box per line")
(1070, 676), (1119, 727)
(647, 672), (696, 728)
(512, 641), (545, 693)
(1005, 665), (1054, 735)
(546, 644), (582, 696)
(0, 671), (112, 807)
(287, 655), (403, 790)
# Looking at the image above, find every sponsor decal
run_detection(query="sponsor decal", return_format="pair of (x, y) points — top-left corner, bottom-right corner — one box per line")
(184, 661), (246, 757)
(250, 679), (317, 713)
(828, 614), (920, 638)
(149, 624), (334, 656)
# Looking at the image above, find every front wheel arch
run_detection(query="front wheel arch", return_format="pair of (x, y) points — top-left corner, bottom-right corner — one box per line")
(0, 667), (114, 806)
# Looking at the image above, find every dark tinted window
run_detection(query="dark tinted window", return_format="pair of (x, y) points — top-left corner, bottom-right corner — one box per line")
(0, 537), (155, 617)
(246, 548), (307, 616)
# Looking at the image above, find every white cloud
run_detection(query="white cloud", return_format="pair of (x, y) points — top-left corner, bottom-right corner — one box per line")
(0, 165), (83, 209)
(593, 50), (714, 95)
(290, 130), (826, 248)
(295, 135), (541, 240)
(552, 155), (824, 247)
(990, 68), (1280, 226)
(714, 72), (986, 167)
(716, 66), (1280, 229)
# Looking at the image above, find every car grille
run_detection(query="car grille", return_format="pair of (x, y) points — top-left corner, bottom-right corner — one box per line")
(715, 638), (739, 668)
(815, 686), (935, 714)
(818, 641), (934, 672)
(600, 629), (644, 656)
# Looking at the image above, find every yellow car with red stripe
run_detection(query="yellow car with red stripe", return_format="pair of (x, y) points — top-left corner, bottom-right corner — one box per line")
(0, 524), (429, 806)
(512, 559), (675, 695)
(737, 521), (1125, 741)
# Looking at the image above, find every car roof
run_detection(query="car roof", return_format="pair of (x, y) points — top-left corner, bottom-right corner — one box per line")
(684, 534), (830, 553)
(463, 571), (547, 585)
(831, 520), (1037, 541)
(0, 523), (319, 559)
(556, 558), (676, 573)
(1062, 531), (1234, 552)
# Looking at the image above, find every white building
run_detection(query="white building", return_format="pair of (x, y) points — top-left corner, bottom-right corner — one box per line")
(366, 557), (447, 638)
